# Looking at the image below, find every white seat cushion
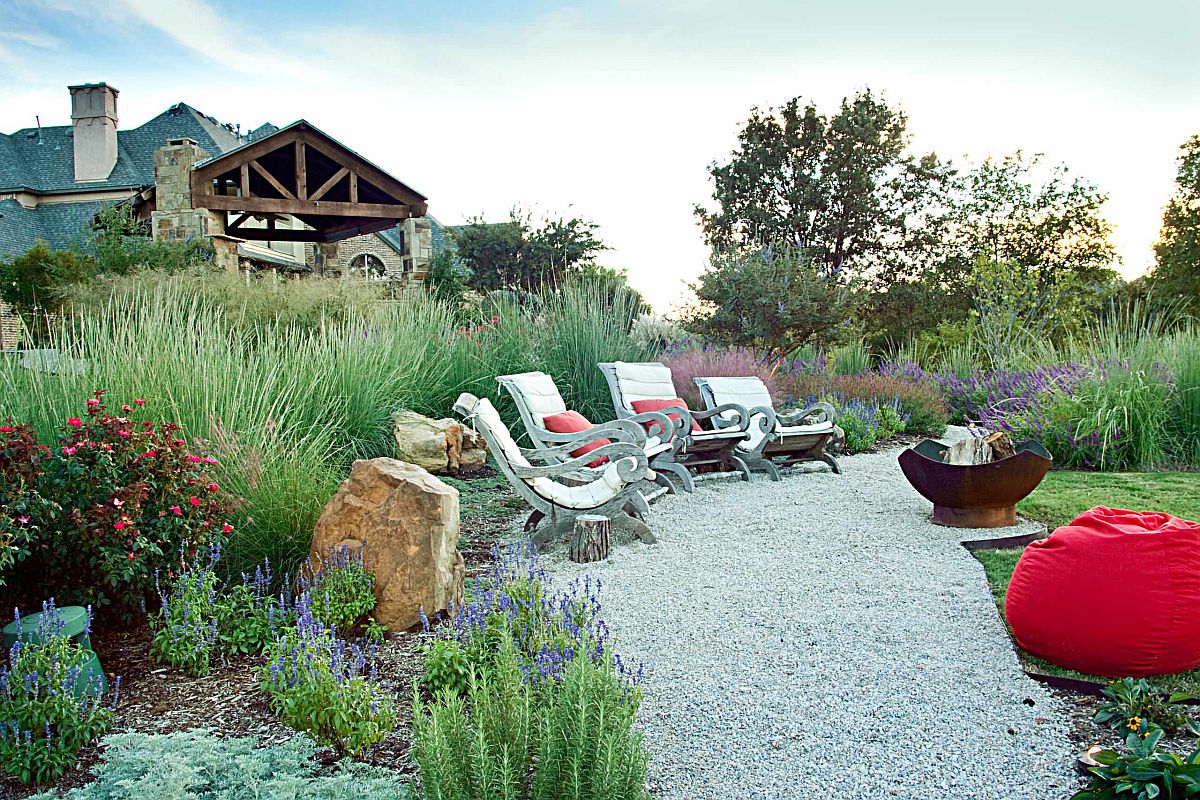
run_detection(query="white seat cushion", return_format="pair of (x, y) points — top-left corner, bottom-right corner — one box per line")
(504, 371), (568, 426)
(613, 361), (678, 408)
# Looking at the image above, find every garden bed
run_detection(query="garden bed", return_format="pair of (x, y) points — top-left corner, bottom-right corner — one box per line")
(1, 468), (523, 800)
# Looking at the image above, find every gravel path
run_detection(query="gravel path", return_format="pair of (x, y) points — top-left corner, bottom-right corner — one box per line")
(547, 430), (1078, 800)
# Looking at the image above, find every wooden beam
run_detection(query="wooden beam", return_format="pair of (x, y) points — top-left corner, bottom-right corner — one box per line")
(249, 159), (296, 200)
(348, 171), (358, 203)
(200, 194), (415, 219)
(226, 212), (252, 231)
(239, 164), (250, 197)
(297, 130), (425, 206)
(309, 167), (349, 202)
(232, 228), (328, 242)
(295, 141), (307, 201)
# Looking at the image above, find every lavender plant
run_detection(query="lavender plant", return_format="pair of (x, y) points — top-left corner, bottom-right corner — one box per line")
(259, 594), (395, 758)
(215, 559), (295, 657)
(0, 600), (117, 785)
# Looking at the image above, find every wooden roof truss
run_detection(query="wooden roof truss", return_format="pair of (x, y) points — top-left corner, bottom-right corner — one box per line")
(190, 121), (428, 243)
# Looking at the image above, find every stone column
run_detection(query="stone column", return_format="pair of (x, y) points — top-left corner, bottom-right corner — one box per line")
(151, 138), (218, 244)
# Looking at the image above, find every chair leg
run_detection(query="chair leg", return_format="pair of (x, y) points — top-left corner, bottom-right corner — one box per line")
(760, 458), (782, 482)
(624, 491), (651, 520)
(524, 509), (545, 532)
(658, 460), (695, 493)
(819, 452), (842, 474)
(652, 470), (676, 495)
(729, 454), (753, 482)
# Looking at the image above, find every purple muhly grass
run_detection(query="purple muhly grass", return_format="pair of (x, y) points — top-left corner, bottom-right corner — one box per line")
(660, 345), (778, 409)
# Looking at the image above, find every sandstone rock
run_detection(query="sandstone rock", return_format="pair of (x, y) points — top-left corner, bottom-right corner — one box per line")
(309, 458), (465, 631)
(392, 410), (487, 474)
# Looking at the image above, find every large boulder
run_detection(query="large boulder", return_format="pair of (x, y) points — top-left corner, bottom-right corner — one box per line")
(392, 410), (487, 474)
(310, 458), (465, 631)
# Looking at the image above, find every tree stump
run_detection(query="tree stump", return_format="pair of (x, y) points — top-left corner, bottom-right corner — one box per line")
(570, 515), (611, 563)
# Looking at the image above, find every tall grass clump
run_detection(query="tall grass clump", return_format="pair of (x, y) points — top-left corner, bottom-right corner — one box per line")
(0, 274), (658, 578)
(830, 339), (871, 375)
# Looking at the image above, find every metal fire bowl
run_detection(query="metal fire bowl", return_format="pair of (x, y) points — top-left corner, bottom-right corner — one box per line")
(898, 439), (1053, 528)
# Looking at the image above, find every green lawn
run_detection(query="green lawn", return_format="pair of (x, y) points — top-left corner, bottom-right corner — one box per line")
(976, 469), (1200, 694)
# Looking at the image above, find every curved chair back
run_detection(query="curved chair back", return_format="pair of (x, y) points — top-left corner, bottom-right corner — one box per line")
(599, 361), (678, 417)
(497, 371), (566, 448)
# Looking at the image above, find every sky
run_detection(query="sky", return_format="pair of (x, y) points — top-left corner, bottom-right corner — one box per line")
(0, 0), (1197, 311)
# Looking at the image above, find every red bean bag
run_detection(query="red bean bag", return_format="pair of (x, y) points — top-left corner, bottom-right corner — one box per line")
(1006, 506), (1200, 677)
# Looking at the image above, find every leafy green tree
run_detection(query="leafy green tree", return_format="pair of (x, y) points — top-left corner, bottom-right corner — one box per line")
(945, 152), (1120, 335)
(423, 248), (470, 310)
(575, 263), (650, 315)
(0, 241), (92, 341)
(694, 89), (954, 279)
(1152, 134), (1200, 312)
(452, 209), (606, 293)
(688, 245), (855, 363)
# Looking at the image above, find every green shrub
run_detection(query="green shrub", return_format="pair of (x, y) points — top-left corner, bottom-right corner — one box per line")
(260, 596), (395, 757)
(412, 543), (648, 800)
(1094, 678), (1196, 736)
(412, 637), (649, 800)
(0, 392), (232, 614)
(27, 729), (409, 799)
(422, 638), (472, 698)
(0, 600), (115, 785)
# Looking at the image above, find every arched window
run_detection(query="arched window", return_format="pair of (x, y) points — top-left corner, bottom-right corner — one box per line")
(347, 253), (387, 281)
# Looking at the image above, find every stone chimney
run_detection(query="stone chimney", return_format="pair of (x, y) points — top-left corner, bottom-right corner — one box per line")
(68, 82), (119, 182)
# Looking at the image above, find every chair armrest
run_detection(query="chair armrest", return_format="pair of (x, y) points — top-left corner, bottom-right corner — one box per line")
(691, 402), (751, 432)
(779, 402), (837, 427)
(533, 419), (649, 447)
(746, 404), (778, 436)
(511, 442), (648, 478)
(627, 410), (684, 440)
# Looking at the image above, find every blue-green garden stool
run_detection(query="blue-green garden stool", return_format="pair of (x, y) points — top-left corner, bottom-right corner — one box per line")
(3, 605), (108, 699)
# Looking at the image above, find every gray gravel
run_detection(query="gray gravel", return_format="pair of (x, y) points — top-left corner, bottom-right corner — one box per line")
(546, 429), (1078, 800)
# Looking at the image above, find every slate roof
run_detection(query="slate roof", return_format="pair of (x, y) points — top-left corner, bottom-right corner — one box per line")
(0, 198), (104, 255)
(0, 103), (244, 194)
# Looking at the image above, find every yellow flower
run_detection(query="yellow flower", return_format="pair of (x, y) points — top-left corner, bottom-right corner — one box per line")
(1127, 717), (1142, 731)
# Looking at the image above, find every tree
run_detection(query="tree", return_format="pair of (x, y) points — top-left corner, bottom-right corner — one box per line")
(945, 152), (1120, 334)
(695, 90), (954, 279)
(688, 245), (855, 363)
(1152, 134), (1200, 312)
(452, 209), (606, 293)
(575, 263), (650, 315)
(0, 241), (93, 342)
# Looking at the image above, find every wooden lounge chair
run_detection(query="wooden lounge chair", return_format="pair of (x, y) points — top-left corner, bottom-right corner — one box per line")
(693, 376), (841, 480)
(496, 370), (678, 498)
(597, 361), (752, 491)
(453, 392), (655, 547)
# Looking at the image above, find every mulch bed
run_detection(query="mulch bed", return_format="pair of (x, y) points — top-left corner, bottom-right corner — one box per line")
(3, 469), (519, 799)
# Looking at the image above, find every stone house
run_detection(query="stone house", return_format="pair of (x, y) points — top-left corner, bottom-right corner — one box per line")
(0, 82), (447, 347)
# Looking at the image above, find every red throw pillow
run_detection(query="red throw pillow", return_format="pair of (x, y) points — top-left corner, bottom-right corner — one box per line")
(630, 397), (701, 434)
(543, 410), (610, 468)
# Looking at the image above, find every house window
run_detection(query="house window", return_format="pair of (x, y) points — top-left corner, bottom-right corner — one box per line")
(348, 253), (387, 281)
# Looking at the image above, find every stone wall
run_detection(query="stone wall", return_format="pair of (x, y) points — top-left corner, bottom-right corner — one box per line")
(0, 302), (20, 350)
